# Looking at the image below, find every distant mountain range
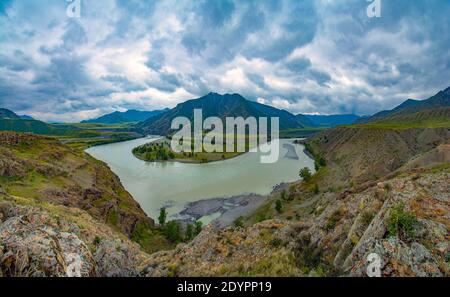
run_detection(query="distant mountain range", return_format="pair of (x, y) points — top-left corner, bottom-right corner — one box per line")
(360, 86), (450, 123)
(0, 108), (64, 135)
(303, 114), (363, 128)
(136, 93), (309, 135)
(82, 109), (169, 124)
(1, 86), (448, 136)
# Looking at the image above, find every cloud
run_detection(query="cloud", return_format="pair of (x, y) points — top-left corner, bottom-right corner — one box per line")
(0, 0), (449, 121)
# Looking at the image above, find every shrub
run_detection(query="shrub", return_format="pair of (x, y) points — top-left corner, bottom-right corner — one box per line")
(275, 200), (283, 213)
(185, 223), (194, 241)
(281, 189), (288, 201)
(234, 216), (244, 228)
(93, 236), (101, 245)
(299, 167), (312, 182)
(194, 221), (203, 236)
(361, 210), (375, 227)
(270, 238), (283, 247)
(387, 203), (418, 239)
(314, 155), (326, 171)
(164, 221), (181, 242)
(313, 183), (320, 194)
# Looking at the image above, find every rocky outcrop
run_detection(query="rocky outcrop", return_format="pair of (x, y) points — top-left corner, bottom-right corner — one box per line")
(141, 168), (449, 277)
(142, 220), (301, 277)
(0, 195), (150, 277)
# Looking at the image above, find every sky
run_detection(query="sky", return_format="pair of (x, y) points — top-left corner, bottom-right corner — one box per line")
(0, 0), (449, 122)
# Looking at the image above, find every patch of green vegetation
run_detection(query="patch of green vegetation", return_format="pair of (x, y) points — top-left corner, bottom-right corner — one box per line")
(275, 200), (283, 213)
(325, 209), (345, 231)
(164, 221), (182, 243)
(106, 209), (119, 226)
(248, 200), (273, 224)
(237, 250), (300, 277)
(387, 203), (418, 239)
(131, 221), (172, 254)
(299, 167), (313, 182)
(234, 216), (244, 228)
(361, 210), (375, 227)
(347, 118), (450, 130)
(279, 128), (326, 138)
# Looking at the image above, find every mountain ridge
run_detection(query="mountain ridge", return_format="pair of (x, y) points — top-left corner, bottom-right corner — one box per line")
(82, 108), (169, 124)
(361, 86), (450, 123)
(137, 92), (308, 135)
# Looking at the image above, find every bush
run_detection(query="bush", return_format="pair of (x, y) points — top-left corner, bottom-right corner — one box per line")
(299, 167), (312, 182)
(314, 155), (326, 171)
(194, 221), (203, 236)
(234, 216), (244, 228)
(361, 210), (375, 227)
(185, 223), (194, 241)
(275, 200), (283, 213)
(281, 189), (288, 201)
(313, 184), (320, 194)
(93, 236), (101, 245)
(387, 203), (418, 239)
(164, 221), (181, 242)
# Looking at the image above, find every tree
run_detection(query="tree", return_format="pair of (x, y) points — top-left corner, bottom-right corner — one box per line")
(299, 167), (312, 182)
(158, 207), (167, 226)
(275, 199), (283, 213)
(164, 221), (181, 242)
(194, 221), (203, 236)
(281, 189), (288, 201)
(185, 223), (194, 241)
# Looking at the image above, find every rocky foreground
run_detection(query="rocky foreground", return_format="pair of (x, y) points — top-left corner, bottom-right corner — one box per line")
(141, 169), (449, 276)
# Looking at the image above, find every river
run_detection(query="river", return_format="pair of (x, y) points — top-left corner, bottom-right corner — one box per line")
(86, 137), (314, 220)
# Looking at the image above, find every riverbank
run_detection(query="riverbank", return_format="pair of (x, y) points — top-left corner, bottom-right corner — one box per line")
(174, 194), (266, 228)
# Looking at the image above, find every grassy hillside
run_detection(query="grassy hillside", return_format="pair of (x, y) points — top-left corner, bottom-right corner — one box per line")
(0, 132), (169, 253)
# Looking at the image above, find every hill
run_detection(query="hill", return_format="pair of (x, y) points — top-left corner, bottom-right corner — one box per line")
(362, 86), (450, 123)
(0, 132), (168, 254)
(137, 93), (307, 135)
(304, 114), (362, 128)
(82, 109), (169, 124)
(0, 108), (20, 119)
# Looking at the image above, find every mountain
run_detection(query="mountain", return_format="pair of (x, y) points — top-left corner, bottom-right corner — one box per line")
(137, 92), (307, 135)
(304, 114), (362, 128)
(362, 86), (450, 123)
(82, 109), (169, 124)
(0, 107), (76, 135)
(0, 108), (20, 119)
(19, 114), (34, 120)
(295, 114), (315, 127)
